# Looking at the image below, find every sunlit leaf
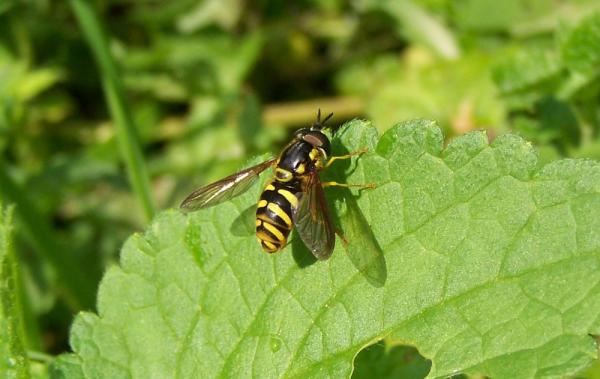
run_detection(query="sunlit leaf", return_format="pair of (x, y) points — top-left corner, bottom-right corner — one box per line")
(51, 119), (600, 378)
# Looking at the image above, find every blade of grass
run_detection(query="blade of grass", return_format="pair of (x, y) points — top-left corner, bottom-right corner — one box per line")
(1, 205), (33, 377)
(0, 162), (94, 310)
(69, 0), (156, 221)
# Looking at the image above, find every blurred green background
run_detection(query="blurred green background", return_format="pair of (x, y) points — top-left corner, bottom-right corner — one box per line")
(1, 0), (600, 371)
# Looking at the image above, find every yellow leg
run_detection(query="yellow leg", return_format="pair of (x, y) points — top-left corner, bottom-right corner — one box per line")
(322, 181), (376, 189)
(326, 147), (369, 168)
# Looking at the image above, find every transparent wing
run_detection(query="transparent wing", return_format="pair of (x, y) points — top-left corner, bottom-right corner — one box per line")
(292, 172), (335, 260)
(180, 158), (276, 211)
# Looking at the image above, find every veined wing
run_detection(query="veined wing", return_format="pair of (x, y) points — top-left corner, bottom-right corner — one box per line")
(180, 158), (276, 211)
(292, 172), (335, 260)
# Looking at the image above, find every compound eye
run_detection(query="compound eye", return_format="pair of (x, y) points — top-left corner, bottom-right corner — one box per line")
(302, 133), (324, 147)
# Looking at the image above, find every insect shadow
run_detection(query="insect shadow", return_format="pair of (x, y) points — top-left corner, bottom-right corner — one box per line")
(292, 140), (388, 287)
(230, 204), (256, 237)
(291, 232), (319, 267)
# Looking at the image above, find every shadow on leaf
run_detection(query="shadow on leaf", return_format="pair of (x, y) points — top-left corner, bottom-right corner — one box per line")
(352, 341), (432, 379)
(325, 138), (387, 287)
(230, 204), (256, 237)
(291, 231), (318, 267)
(336, 188), (387, 287)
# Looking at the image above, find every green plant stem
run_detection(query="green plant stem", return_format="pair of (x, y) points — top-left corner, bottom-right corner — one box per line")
(69, 0), (156, 221)
(0, 162), (94, 310)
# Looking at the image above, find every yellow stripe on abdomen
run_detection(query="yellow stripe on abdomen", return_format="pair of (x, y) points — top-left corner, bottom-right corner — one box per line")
(255, 179), (299, 254)
(261, 240), (279, 253)
(262, 221), (286, 243)
(277, 189), (298, 209)
(256, 219), (287, 253)
(267, 202), (292, 227)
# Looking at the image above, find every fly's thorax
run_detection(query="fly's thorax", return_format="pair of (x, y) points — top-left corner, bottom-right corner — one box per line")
(275, 137), (329, 181)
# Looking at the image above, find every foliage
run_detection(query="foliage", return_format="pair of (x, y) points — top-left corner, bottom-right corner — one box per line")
(49, 120), (600, 378)
(1, 0), (600, 377)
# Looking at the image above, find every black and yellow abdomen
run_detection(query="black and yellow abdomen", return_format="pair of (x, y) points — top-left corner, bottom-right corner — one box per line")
(256, 179), (301, 253)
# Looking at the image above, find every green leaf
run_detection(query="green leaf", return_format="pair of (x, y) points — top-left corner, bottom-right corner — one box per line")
(52, 120), (600, 378)
(560, 11), (600, 78)
(492, 46), (563, 95)
(0, 204), (30, 379)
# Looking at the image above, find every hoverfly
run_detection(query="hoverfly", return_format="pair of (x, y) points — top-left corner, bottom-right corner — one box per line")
(180, 110), (374, 260)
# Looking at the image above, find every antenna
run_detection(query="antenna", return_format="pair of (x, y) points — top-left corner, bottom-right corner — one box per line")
(313, 108), (334, 130)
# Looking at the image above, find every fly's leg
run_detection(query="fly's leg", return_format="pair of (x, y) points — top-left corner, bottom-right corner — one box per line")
(325, 147), (369, 168)
(324, 147), (375, 189)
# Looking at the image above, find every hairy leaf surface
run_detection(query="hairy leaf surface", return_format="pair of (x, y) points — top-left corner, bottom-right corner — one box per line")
(53, 120), (600, 378)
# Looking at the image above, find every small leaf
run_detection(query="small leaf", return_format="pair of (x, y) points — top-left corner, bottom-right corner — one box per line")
(53, 120), (600, 378)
